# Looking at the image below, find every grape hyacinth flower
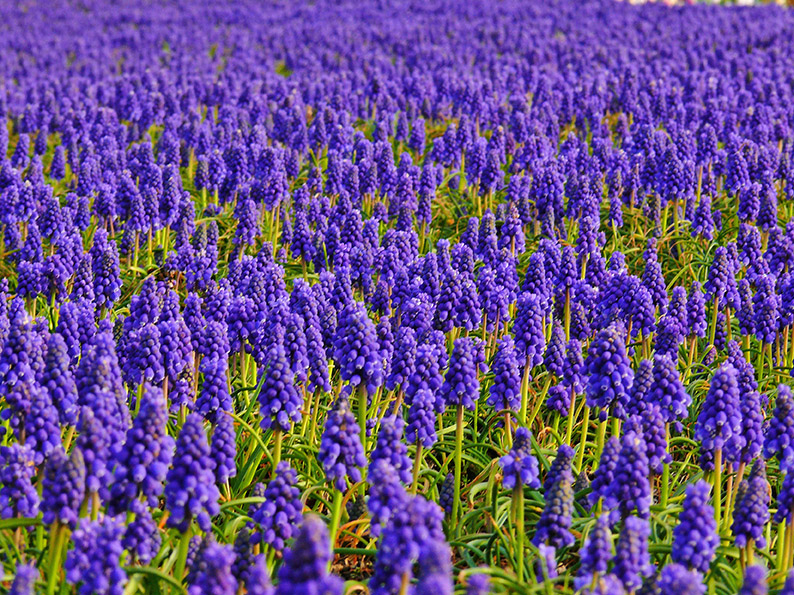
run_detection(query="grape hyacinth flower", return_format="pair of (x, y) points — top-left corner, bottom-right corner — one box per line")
(41, 446), (85, 528)
(514, 292), (547, 367)
(687, 281), (707, 338)
(727, 342), (763, 465)
(589, 436), (620, 507)
(333, 300), (384, 396)
(369, 494), (445, 594)
(165, 413), (220, 533)
(231, 527), (256, 587)
(259, 343), (302, 432)
(415, 539), (454, 594)
(251, 462), (303, 551)
(333, 300), (383, 445)
(436, 473), (454, 516)
(371, 415), (413, 485)
(533, 444), (575, 549)
(695, 363), (741, 528)
(210, 412), (237, 486)
(543, 321), (566, 378)
(489, 335), (522, 413)
(385, 326), (416, 393)
(108, 384), (174, 515)
(274, 515), (343, 595)
(774, 458), (794, 528)
(440, 336), (487, 521)
(671, 480), (718, 574)
(465, 572), (491, 595)
(499, 426), (539, 578)
(23, 380), (61, 465)
(188, 542), (238, 595)
(39, 333), (79, 426)
(753, 275), (780, 345)
(658, 564), (706, 595)
(64, 516), (127, 595)
(9, 564), (37, 595)
(123, 499), (161, 564)
(318, 395), (367, 491)
(247, 555), (275, 595)
(629, 405), (671, 475)
(405, 387), (438, 449)
(0, 443), (39, 519)
(197, 356), (232, 420)
(606, 424), (651, 520)
(405, 341), (445, 408)
(440, 337), (487, 412)
(739, 566), (767, 595)
(535, 543), (558, 581)
(648, 355), (691, 431)
(585, 325), (634, 421)
(764, 385), (794, 472)
(732, 460), (770, 550)
(500, 427), (541, 490)
(368, 458), (410, 536)
(575, 514), (613, 590)
(613, 516), (652, 593)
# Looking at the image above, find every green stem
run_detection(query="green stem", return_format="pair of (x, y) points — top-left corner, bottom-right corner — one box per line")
(707, 296), (719, 350)
(90, 491), (100, 521)
(46, 522), (64, 595)
(594, 419), (607, 464)
(357, 384), (369, 497)
(174, 526), (193, 583)
(327, 489), (344, 571)
(399, 571), (411, 595)
(777, 520), (787, 572)
(452, 404), (465, 522)
(757, 343), (767, 386)
(299, 387), (312, 437)
(713, 448), (722, 529)
(783, 525), (794, 569)
(519, 359), (531, 425)
(565, 387), (576, 446)
(727, 461), (747, 532)
(514, 486), (525, 581)
(308, 389), (322, 446)
(357, 384), (368, 452)
(411, 443), (423, 494)
(527, 376), (552, 429)
(272, 429), (283, 474)
(575, 406), (590, 472)
(661, 424), (670, 508)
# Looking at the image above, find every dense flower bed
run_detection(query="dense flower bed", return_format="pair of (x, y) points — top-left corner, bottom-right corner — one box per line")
(2, 0), (794, 593)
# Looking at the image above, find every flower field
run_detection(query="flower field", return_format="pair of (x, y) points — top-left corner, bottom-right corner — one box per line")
(2, 0), (794, 593)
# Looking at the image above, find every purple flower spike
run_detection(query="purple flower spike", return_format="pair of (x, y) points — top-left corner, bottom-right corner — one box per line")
(251, 462), (303, 551)
(585, 325), (633, 421)
(439, 337), (487, 411)
(64, 516), (127, 595)
(333, 301), (383, 396)
(318, 396), (366, 491)
(165, 413), (220, 533)
(658, 564), (706, 595)
(672, 481), (718, 574)
(500, 427), (540, 490)
(533, 444), (575, 549)
(275, 515), (343, 595)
